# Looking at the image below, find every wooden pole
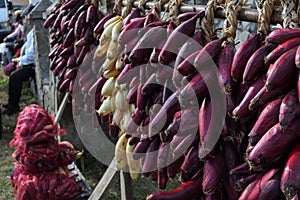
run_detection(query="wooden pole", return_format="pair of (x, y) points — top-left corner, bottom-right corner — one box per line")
(120, 170), (133, 200)
(88, 158), (118, 200)
(55, 92), (69, 142)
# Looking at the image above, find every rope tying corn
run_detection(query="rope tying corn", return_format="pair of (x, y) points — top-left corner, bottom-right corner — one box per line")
(113, 0), (123, 15)
(201, 0), (217, 42)
(154, 0), (169, 19)
(297, 0), (300, 23)
(93, 0), (99, 10)
(281, 0), (299, 28)
(122, 0), (134, 18)
(223, 0), (242, 44)
(169, 0), (182, 21)
(256, 0), (274, 36)
(138, 0), (147, 13)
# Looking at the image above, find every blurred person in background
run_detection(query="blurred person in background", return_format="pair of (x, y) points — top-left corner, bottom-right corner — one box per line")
(2, 5), (35, 116)
(0, 10), (25, 66)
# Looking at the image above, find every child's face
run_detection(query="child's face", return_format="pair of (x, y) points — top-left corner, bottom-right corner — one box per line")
(29, 18), (34, 25)
(24, 17), (34, 25)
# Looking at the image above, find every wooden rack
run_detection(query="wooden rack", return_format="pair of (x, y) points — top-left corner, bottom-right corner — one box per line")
(122, 1), (283, 24)
(67, 0), (289, 199)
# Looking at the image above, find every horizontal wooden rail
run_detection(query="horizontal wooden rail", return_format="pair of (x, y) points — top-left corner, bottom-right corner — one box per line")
(122, 1), (283, 24)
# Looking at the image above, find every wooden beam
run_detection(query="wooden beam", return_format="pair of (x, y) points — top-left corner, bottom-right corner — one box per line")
(54, 92), (69, 142)
(122, 1), (283, 24)
(54, 92), (69, 123)
(120, 170), (133, 200)
(88, 158), (118, 200)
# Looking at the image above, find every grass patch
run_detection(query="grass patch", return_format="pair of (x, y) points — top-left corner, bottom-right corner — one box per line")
(0, 123), (16, 200)
(0, 69), (35, 200)
(0, 70), (16, 200)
